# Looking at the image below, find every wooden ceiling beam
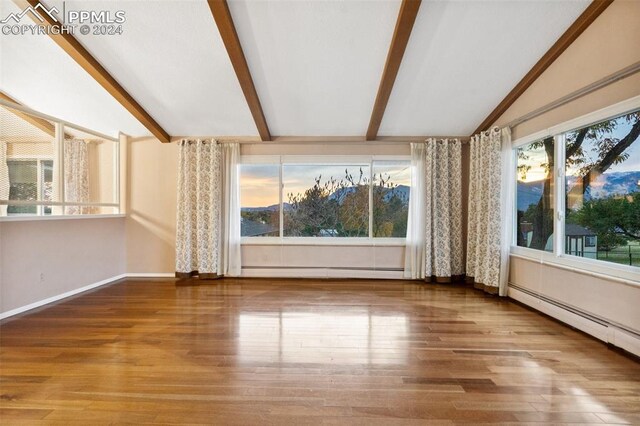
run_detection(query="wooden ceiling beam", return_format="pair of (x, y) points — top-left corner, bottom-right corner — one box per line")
(14, 0), (171, 142)
(471, 0), (614, 136)
(366, 0), (422, 141)
(208, 0), (271, 141)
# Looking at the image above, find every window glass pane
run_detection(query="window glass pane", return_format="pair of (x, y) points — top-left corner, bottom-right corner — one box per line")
(516, 138), (555, 252)
(372, 161), (410, 237)
(7, 160), (38, 215)
(283, 164), (370, 237)
(565, 111), (640, 267)
(240, 164), (279, 237)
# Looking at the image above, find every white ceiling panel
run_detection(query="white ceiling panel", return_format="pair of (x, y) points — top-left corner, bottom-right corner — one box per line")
(43, 0), (258, 136)
(228, 0), (401, 136)
(0, 0), (147, 137)
(379, 0), (591, 136)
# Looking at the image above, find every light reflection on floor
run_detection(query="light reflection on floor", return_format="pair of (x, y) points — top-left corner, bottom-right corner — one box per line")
(238, 310), (408, 365)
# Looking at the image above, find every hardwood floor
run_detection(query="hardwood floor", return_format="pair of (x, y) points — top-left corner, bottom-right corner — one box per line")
(1, 278), (639, 425)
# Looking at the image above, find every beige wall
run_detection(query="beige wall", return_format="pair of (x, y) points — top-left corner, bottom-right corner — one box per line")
(6, 141), (53, 157)
(509, 257), (639, 333)
(497, 1), (640, 337)
(88, 141), (117, 204)
(0, 217), (125, 315)
(125, 137), (178, 273)
(241, 142), (410, 156)
(494, 0), (640, 140)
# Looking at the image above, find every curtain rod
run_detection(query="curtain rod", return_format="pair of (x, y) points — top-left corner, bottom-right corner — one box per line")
(506, 61), (640, 129)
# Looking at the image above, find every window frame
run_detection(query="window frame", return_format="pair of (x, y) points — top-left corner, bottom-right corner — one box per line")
(0, 100), (122, 220)
(510, 95), (640, 283)
(239, 154), (411, 246)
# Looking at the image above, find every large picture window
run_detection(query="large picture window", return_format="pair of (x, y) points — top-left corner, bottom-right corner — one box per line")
(239, 158), (411, 239)
(564, 111), (639, 267)
(513, 105), (640, 272)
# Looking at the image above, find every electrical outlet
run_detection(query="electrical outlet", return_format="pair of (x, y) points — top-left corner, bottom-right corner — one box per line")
(40, 273), (45, 282)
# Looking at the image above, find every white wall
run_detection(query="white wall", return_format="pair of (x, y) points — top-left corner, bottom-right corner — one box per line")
(508, 256), (640, 355)
(496, 1), (640, 354)
(242, 244), (405, 279)
(0, 217), (126, 317)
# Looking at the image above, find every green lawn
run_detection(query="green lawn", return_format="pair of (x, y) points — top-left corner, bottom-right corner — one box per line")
(597, 241), (640, 267)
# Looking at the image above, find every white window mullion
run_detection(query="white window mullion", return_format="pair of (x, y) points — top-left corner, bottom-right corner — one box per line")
(511, 149), (518, 247)
(368, 159), (373, 239)
(36, 159), (42, 216)
(54, 122), (65, 216)
(279, 156), (284, 239)
(554, 134), (566, 257)
(113, 139), (120, 214)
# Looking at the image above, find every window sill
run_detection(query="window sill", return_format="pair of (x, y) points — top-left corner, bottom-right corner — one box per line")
(0, 214), (125, 223)
(510, 246), (640, 288)
(241, 237), (406, 247)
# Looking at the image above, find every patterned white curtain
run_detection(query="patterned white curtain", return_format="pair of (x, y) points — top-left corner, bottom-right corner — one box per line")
(404, 139), (464, 282)
(64, 139), (90, 215)
(175, 140), (241, 279)
(220, 143), (241, 276)
(466, 127), (512, 295)
(0, 142), (8, 216)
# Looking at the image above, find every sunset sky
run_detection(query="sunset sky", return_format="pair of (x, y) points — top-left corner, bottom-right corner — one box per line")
(518, 116), (639, 182)
(240, 162), (411, 208)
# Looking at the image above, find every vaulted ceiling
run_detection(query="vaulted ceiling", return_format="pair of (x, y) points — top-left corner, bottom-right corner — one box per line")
(0, 0), (594, 139)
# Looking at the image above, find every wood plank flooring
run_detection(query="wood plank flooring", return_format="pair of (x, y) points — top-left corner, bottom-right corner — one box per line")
(1, 278), (639, 425)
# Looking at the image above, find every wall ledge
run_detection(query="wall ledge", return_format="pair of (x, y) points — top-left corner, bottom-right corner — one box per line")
(0, 214), (125, 223)
(510, 251), (640, 288)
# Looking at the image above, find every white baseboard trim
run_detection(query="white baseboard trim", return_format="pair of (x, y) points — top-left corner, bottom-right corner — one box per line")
(126, 272), (175, 278)
(0, 273), (127, 320)
(241, 267), (404, 280)
(0, 272), (178, 320)
(508, 285), (640, 357)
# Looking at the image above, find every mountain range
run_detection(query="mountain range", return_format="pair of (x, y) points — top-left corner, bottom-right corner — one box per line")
(242, 185), (410, 211)
(517, 170), (640, 211)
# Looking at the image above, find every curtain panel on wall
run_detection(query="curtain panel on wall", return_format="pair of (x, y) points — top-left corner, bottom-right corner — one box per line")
(175, 140), (241, 279)
(0, 142), (8, 216)
(64, 139), (90, 215)
(466, 127), (512, 295)
(404, 139), (464, 282)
